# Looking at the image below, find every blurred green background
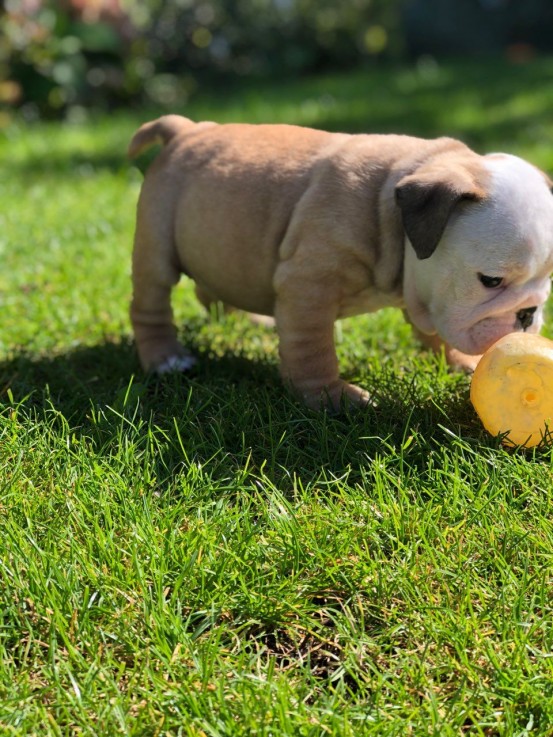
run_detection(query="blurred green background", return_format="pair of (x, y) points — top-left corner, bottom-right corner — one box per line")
(2, 0), (553, 122)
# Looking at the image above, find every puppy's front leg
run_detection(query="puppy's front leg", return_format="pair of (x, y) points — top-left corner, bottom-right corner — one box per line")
(275, 288), (370, 410)
(408, 320), (482, 372)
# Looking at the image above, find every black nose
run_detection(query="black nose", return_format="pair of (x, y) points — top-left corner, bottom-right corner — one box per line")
(516, 306), (537, 330)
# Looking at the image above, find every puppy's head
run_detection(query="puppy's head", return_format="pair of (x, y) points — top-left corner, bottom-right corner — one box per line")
(396, 153), (553, 356)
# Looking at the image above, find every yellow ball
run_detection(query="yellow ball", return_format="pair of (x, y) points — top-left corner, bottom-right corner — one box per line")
(470, 333), (553, 447)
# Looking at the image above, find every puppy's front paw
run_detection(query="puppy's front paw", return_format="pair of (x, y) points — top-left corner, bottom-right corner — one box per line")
(445, 348), (482, 373)
(303, 380), (371, 412)
(408, 322), (482, 374)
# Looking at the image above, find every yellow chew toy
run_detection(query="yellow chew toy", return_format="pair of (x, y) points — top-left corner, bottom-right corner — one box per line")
(470, 332), (553, 447)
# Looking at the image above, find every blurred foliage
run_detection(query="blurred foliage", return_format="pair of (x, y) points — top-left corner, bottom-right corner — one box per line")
(405, 0), (553, 57)
(0, 0), (401, 120)
(2, 0), (553, 121)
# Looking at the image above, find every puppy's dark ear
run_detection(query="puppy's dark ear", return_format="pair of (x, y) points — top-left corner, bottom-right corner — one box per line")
(395, 169), (486, 260)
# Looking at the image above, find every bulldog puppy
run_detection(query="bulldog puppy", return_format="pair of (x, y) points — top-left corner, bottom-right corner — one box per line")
(128, 115), (553, 409)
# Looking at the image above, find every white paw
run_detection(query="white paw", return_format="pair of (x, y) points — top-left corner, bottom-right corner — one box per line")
(157, 354), (197, 374)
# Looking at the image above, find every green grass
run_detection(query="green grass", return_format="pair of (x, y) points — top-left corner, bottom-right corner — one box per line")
(2, 57), (553, 736)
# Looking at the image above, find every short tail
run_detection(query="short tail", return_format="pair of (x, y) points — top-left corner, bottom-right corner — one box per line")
(128, 115), (194, 158)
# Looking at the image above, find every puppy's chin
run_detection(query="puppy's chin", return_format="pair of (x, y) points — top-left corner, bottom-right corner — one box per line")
(452, 316), (542, 357)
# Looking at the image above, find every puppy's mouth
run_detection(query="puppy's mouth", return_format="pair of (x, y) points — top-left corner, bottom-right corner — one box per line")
(405, 276), (549, 356)
(463, 311), (542, 355)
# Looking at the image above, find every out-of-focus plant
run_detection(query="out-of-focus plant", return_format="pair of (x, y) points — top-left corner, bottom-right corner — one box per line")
(2, 0), (553, 120)
(0, 0), (136, 119)
(127, 0), (401, 80)
(0, 0), (403, 120)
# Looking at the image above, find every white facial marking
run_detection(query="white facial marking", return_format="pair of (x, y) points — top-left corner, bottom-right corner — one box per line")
(404, 154), (553, 355)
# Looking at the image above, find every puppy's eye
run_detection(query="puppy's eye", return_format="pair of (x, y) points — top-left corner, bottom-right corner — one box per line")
(478, 274), (503, 288)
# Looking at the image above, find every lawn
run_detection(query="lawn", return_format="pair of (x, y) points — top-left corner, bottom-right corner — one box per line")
(2, 57), (553, 736)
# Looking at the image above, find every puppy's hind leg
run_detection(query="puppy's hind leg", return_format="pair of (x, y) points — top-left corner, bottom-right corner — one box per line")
(130, 228), (196, 374)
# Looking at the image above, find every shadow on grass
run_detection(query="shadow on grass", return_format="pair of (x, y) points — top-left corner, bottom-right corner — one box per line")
(0, 335), (484, 489)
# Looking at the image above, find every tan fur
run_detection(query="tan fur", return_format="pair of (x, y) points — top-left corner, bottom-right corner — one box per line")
(129, 115), (493, 409)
